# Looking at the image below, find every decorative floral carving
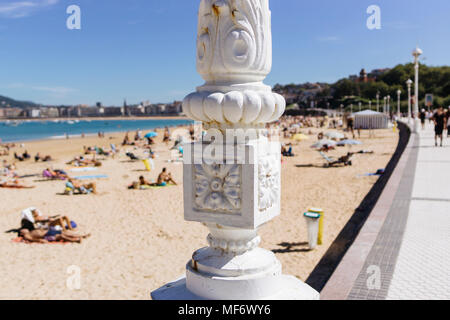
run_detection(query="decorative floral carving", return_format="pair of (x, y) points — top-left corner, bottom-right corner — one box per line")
(258, 156), (279, 211)
(194, 164), (242, 213)
(196, 0), (272, 84)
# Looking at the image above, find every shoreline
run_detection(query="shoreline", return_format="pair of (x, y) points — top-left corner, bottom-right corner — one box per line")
(0, 118), (194, 144)
(0, 115), (190, 122)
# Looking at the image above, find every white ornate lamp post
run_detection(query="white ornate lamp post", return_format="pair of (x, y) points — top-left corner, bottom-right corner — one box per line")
(358, 101), (362, 112)
(369, 100), (372, 110)
(406, 79), (413, 123)
(383, 96), (387, 114)
(397, 89), (401, 119)
(412, 47), (422, 133)
(152, 0), (319, 300)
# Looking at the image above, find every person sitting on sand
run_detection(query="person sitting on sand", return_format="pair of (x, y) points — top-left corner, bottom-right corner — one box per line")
(22, 150), (31, 160)
(156, 168), (177, 186)
(21, 207), (74, 231)
(282, 143), (294, 157)
(163, 127), (170, 144)
(122, 132), (131, 146)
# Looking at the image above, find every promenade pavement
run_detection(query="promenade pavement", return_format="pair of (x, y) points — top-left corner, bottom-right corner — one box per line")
(321, 121), (450, 300)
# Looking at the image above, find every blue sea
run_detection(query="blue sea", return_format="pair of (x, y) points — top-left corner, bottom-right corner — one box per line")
(0, 119), (194, 143)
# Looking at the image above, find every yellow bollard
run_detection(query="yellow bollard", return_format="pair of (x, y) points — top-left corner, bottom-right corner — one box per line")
(143, 159), (152, 172)
(309, 208), (324, 245)
(393, 121), (397, 133)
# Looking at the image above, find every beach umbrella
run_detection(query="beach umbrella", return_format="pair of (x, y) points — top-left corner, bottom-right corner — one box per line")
(144, 131), (158, 138)
(292, 133), (309, 141)
(324, 131), (345, 140)
(337, 139), (362, 146)
(311, 139), (337, 149)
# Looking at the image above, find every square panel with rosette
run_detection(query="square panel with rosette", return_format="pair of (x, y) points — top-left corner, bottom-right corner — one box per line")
(183, 139), (281, 229)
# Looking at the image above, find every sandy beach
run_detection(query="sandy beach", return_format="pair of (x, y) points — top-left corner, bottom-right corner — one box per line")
(0, 124), (398, 299)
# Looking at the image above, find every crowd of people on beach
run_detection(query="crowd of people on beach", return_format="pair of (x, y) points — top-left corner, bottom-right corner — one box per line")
(0, 124), (190, 245)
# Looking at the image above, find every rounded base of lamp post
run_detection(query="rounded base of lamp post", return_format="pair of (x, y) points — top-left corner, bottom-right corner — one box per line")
(151, 267), (320, 300)
(151, 244), (319, 300)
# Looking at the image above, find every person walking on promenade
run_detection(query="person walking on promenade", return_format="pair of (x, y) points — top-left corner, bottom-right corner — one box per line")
(419, 109), (426, 130)
(432, 107), (445, 147)
(446, 107), (450, 138)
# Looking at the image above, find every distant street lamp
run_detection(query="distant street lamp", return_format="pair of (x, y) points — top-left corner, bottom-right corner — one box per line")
(387, 95), (391, 115)
(358, 101), (362, 112)
(412, 47), (423, 133)
(406, 79), (413, 122)
(397, 89), (402, 119)
(369, 100), (372, 110)
(376, 92), (380, 112)
(383, 96), (387, 113)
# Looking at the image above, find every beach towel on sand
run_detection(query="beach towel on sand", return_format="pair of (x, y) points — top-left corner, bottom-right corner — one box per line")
(138, 182), (175, 190)
(69, 167), (98, 173)
(74, 175), (108, 180)
(12, 237), (66, 244)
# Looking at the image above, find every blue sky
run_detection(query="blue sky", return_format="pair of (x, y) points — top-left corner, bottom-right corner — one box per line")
(0, 0), (449, 106)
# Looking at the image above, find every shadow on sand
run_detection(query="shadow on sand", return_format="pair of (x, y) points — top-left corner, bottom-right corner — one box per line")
(272, 242), (310, 253)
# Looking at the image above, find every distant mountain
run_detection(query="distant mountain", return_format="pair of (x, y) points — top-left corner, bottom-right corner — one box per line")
(0, 95), (39, 109)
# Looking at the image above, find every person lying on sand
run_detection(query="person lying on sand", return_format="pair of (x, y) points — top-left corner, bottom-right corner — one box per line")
(67, 178), (97, 195)
(128, 169), (177, 189)
(67, 156), (102, 167)
(43, 168), (68, 180)
(84, 146), (111, 156)
(19, 229), (90, 244)
(66, 178), (97, 195)
(21, 207), (75, 231)
(0, 179), (34, 189)
(128, 175), (152, 189)
(14, 152), (24, 162)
